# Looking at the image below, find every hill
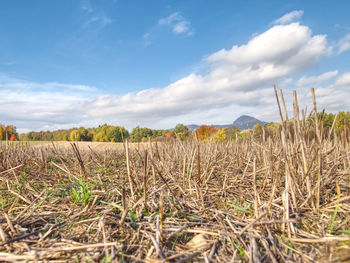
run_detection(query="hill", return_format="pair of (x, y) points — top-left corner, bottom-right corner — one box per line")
(232, 115), (267, 130)
(186, 115), (267, 131)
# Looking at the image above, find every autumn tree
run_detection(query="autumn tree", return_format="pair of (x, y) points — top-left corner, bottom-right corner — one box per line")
(165, 131), (174, 138)
(195, 125), (216, 141)
(238, 129), (251, 140)
(253, 123), (263, 138)
(213, 129), (226, 142)
(0, 125), (3, 140)
(0, 125), (18, 141)
(94, 131), (108, 142)
(70, 129), (80, 141)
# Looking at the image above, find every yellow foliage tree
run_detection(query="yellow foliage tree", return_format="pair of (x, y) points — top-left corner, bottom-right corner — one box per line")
(213, 129), (226, 142)
(253, 123), (262, 133)
(94, 131), (108, 142)
(70, 129), (80, 141)
(239, 129), (251, 140)
(253, 123), (263, 137)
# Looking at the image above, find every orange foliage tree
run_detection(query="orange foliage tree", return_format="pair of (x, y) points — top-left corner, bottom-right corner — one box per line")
(195, 125), (217, 141)
(10, 134), (16, 141)
(165, 131), (174, 138)
(0, 124), (17, 141)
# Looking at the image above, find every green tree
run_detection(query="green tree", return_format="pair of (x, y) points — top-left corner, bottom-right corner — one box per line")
(335, 112), (350, 131)
(173, 124), (190, 140)
(130, 126), (153, 142)
(106, 126), (129, 142)
(78, 127), (89, 141)
(224, 126), (240, 140)
(152, 129), (168, 138)
(173, 124), (188, 133)
(322, 112), (335, 128)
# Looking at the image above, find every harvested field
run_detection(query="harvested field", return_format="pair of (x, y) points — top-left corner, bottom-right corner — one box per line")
(0, 92), (350, 262)
(31, 141), (149, 152)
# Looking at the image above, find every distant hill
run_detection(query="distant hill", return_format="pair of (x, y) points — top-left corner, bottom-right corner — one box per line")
(232, 115), (267, 131)
(186, 115), (267, 131)
(187, 124), (200, 131)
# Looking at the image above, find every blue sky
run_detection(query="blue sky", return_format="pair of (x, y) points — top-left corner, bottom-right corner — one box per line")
(0, 0), (350, 132)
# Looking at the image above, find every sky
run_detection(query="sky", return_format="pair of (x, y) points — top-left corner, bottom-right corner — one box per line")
(0, 0), (350, 133)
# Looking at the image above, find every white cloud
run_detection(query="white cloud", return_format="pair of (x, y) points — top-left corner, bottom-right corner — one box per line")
(336, 34), (350, 54)
(0, 76), (97, 132)
(310, 73), (350, 112)
(173, 21), (190, 34)
(334, 72), (350, 86)
(207, 23), (330, 69)
(296, 70), (338, 86)
(274, 10), (304, 25)
(83, 23), (331, 123)
(158, 12), (181, 25)
(85, 13), (112, 27)
(80, 0), (112, 27)
(80, 0), (93, 13)
(158, 12), (193, 35)
(3, 21), (350, 132)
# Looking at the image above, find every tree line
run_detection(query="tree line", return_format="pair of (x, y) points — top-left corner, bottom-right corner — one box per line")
(6, 111), (350, 143)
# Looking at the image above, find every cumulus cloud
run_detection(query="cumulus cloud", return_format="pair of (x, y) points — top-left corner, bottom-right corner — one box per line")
(336, 34), (350, 54)
(253, 74), (350, 122)
(296, 70), (338, 86)
(274, 10), (304, 25)
(83, 23), (331, 122)
(333, 72), (350, 86)
(280, 72), (350, 117)
(158, 12), (193, 35)
(0, 76), (97, 132)
(311, 73), (350, 112)
(3, 21), (350, 132)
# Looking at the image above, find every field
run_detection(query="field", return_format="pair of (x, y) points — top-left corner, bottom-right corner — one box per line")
(1, 96), (350, 262)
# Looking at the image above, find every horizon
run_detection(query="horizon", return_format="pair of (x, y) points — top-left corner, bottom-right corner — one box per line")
(1, 1), (350, 133)
(16, 114), (266, 134)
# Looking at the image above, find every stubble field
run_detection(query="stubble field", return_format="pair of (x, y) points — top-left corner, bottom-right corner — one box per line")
(0, 91), (350, 262)
(0, 125), (349, 262)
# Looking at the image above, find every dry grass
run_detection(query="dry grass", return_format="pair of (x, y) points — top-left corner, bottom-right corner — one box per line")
(32, 141), (147, 152)
(0, 92), (350, 262)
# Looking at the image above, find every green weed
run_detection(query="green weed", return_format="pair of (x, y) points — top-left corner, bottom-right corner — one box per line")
(70, 179), (93, 206)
